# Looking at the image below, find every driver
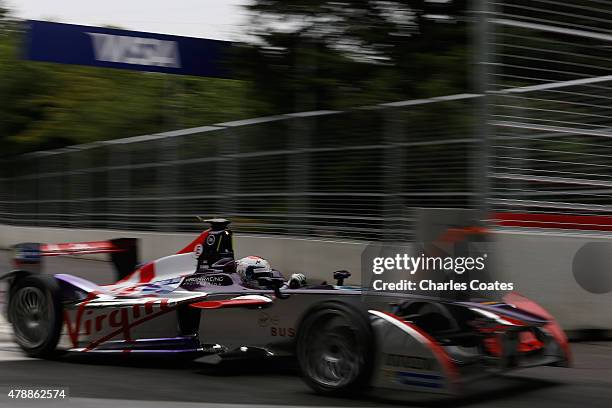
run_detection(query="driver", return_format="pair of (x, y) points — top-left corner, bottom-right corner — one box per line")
(236, 256), (273, 283)
(236, 256), (307, 289)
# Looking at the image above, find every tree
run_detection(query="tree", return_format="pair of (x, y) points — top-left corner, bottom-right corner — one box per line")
(0, 1), (257, 156)
(234, 0), (470, 113)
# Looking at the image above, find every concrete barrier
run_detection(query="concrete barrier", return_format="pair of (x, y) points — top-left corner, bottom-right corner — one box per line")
(2, 224), (612, 332)
(0, 224), (367, 284)
(495, 229), (612, 332)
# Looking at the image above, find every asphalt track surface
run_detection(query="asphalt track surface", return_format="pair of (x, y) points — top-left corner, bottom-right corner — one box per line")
(1, 251), (612, 408)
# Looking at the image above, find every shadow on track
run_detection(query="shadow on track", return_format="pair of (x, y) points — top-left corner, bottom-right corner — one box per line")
(0, 353), (565, 408)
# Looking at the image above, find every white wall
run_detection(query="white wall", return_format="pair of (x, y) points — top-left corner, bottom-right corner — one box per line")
(0, 224), (366, 284)
(2, 224), (612, 331)
(495, 229), (612, 331)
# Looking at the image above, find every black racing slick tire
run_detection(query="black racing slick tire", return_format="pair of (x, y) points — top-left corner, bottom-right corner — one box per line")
(8, 275), (63, 358)
(296, 301), (374, 396)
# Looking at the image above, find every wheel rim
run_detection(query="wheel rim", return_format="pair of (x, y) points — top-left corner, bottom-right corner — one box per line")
(302, 312), (363, 388)
(10, 287), (52, 349)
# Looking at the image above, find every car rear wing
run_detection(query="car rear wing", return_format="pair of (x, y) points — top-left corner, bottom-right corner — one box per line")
(11, 238), (139, 280)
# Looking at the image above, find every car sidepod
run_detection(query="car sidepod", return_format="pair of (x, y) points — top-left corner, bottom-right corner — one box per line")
(369, 310), (459, 394)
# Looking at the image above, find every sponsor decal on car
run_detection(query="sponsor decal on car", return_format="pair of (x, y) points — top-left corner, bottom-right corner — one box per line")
(138, 278), (183, 294)
(193, 244), (203, 258)
(383, 369), (443, 389)
(64, 297), (171, 350)
(182, 274), (233, 287)
(257, 312), (279, 328)
(270, 327), (295, 337)
(384, 353), (434, 370)
(256, 312), (294, 336)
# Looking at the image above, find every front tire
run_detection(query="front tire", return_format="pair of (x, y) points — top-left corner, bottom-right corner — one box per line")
(8, 275), (63, 358)
(296, 301), (374, 396)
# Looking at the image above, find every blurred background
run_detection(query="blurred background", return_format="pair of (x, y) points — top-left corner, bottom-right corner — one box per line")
(0, 0), (475, 238)
(2, 1), (612, 331)
(3, 5), (612, 407)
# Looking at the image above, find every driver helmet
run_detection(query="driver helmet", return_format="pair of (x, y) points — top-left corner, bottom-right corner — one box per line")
(236, 256), (272, 282)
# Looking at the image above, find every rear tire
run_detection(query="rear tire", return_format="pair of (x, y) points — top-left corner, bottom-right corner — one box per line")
(8, 275), (63, 358)
(296, 301), (374, 396)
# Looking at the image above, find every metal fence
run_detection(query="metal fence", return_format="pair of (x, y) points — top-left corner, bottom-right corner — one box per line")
(3, 0), (612, 239)
(0, 96), (479, 241)
(488, 1), (612, 221)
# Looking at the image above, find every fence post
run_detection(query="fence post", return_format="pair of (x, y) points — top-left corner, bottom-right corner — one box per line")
(288, 116), (311, 237)
(158, 136), (179, 231)
(108, 143), (131, 230)
(37, 156), (46, 226)
(0, 159), (8, 226)
(70, 149), (90, 229)
(383, 108), (406, 242)
(218, 127), (239, 226)
(472, 0), (494, 224)
(289, 37), (315, 237)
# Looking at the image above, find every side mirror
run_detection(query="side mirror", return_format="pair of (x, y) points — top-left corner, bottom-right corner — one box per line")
(333, 270), (351, 286)
(257, 276), (289, 299)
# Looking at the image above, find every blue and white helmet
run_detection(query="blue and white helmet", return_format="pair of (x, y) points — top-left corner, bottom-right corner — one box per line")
(236, 256), (272, 282)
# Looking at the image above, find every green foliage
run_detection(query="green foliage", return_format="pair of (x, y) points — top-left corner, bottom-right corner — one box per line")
(0, 5), (257, 156)
(0, 1), (471, 155)
(234, 0), (470, 113)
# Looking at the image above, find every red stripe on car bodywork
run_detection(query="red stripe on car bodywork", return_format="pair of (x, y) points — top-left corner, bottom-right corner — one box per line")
(138, 262), (155, 283)
(376, 311), (459, 384)
(177, 230), (210, 254)
(112, 262), (155, 286)
(503, 292), (571, 365)
(189, 299), (270, 309)
(111, 230), (208, 286)
(40, 241), (124, 256)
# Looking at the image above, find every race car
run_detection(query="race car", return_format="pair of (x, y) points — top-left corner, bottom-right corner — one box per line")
(0, 219), (570, 397)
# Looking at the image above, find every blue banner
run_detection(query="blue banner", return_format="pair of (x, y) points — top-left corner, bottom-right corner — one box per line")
(24, 20), (233, 78)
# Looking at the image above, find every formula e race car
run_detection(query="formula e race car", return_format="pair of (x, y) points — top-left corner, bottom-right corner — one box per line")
(0, 219), (570, 397)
